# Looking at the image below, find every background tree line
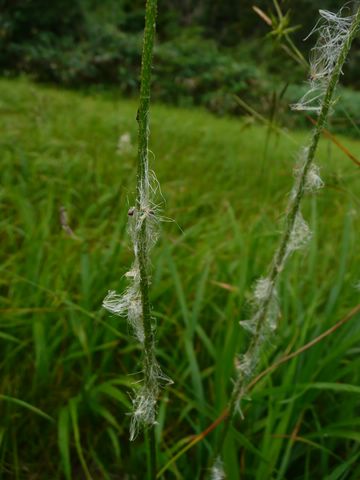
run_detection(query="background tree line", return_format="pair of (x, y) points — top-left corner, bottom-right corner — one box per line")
(1, 0), (359, 129)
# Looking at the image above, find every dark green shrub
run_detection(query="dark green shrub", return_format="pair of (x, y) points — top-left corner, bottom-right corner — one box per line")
(153, 36), (266, 113)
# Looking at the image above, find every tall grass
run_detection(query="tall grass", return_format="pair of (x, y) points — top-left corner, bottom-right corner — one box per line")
(1, 76), (359, 479)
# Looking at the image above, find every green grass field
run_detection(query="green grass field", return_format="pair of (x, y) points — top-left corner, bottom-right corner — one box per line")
(1, 77), (360, 479)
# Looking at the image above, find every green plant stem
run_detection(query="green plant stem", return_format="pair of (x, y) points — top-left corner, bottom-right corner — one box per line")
(146, 427), (157, 480)
(215, 2), (360, 461)
(136, 0), (158, 478)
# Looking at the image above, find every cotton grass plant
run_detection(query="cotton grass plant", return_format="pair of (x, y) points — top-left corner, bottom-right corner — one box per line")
(102, 0), (170, 477)
(212, 2), (360, 474)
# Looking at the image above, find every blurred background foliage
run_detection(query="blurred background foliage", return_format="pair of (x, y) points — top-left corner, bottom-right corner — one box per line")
(1, 0), (360, 131)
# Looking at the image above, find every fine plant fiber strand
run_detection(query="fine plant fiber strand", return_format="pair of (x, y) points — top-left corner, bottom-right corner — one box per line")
(210, 456), (226, 480)
(212, 1), (360, 468)
(292, 6), (357, 113)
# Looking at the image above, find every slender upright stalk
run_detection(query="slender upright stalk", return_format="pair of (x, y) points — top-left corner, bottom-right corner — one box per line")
(103, 0), (160, 477)
(214, 2), (360, 463)
(137, 0), (158, 403)
(136, 0), (158, 477)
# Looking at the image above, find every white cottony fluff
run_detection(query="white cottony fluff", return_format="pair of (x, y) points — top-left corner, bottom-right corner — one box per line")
(239, 318), (257, 335)
(293, 149), (324, 195)
(103, 286), (145, 343)
(239, 214), (310, 381)
(236, 351), (257, 378)
(102, 183), (161, 343)
(253, 277), (273, 303)
(292, 7), (355, 113)
(288, 212), (312, 253)
(130, 389), (157, 441)
(103, 160), (172, 438)
(305, 164), (324, 192)
(210, 456), (226, 480)
(242, 277), (279, 332)
(130, 358), (173, 441)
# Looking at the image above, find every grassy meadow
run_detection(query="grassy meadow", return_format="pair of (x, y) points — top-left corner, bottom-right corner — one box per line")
(1, 77), (360, 479)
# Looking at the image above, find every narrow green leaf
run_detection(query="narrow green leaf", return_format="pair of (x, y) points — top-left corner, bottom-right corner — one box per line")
(0, 332), (21, 343)
(91, 402), (121, 431)
(0, 394), (54, 422)
(58, 407), (71, 480)
(69, 398), (93, 480)
(106, 427), (121, 461)
(324, 453), (360, 480)
(95, 383), (131, 409)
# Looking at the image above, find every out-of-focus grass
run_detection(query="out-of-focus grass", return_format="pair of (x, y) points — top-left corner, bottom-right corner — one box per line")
(0, 77), (359, 479)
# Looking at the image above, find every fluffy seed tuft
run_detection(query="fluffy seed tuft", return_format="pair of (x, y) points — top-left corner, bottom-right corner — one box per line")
(288, 212), (312, 253)
(103, 160), (172, 437)
(293, 148), (325, 195)
(129, 358), (173, 441)
(210, 456), (226, 480)
(291, 7), (356, 113)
